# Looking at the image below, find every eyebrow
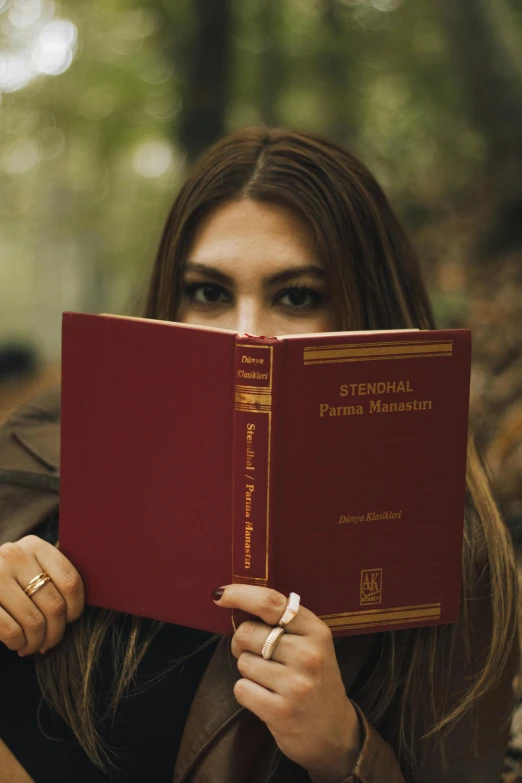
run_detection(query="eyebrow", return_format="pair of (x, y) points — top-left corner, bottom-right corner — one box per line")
(183, 262), (327, 287)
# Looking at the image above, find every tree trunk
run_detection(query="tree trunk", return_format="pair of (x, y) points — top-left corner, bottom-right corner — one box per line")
(318, 0), (356, 148)
(153, 0), (233, 163)
(435, 0), (522, 255)
(257, 0), (284, 128)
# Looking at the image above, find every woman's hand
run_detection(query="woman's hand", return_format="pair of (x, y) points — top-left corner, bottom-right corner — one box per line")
(0, 535), (84, 656)
(212, 584), (361, 783)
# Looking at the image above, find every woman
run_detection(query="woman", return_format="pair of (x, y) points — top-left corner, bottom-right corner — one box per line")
(0, 126), (518, 783)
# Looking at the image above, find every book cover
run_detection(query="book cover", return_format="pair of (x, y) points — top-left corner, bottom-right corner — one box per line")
(59, 312), (471, 637)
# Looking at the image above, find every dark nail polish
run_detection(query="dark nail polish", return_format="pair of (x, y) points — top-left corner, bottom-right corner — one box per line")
(211, 587), (225, 601)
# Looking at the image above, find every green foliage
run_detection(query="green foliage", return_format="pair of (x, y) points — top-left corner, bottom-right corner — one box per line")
(1, 0), (521, 355)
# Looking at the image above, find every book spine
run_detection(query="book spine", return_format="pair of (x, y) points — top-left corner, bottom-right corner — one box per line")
(231, 336), (279, 589)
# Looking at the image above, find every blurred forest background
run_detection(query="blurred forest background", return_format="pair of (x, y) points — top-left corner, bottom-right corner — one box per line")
(0, 0), (521, 544)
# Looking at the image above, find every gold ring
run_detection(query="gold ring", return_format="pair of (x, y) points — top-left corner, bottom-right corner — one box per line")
(24, 572), (52, 598)
(277, 592), (300, 629)
(261, 627), (284, 660)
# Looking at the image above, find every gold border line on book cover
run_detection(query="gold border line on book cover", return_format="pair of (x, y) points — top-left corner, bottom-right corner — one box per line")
(322, 612), (442, 631)
(235, 391), (272, 407)
(303, 341), (453, 365)
(304, 337), (453, 351)
(232, 345), (273, 584)
(304, 344), (452, 357)
(236, 383), (271, 392)
(325, 615), (441, 632)
(303, 339), (452, 350)
(232, 407), (271, 582)
(303, 353), (452, 365)
(304, 356), (452, 366)
(320, 603), (441, 630)
(304, 345), (452, 358)
(321, 601), (440, 618)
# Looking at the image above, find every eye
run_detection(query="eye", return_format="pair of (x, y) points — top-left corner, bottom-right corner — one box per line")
(184, 282), (230, 305)
(276, 286), (324, 310)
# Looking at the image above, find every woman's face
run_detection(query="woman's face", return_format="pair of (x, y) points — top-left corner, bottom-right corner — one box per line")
(176, 199), (335, 336)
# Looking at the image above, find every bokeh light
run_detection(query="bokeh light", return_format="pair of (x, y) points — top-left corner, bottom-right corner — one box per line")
(132, 139), (173, 178)
(3, 137), (40, 174)
(0, 0), (77, 93)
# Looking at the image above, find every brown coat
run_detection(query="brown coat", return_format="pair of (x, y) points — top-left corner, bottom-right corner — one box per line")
(0, 387), (517, 783)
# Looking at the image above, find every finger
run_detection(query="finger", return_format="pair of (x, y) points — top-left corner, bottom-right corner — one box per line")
(25, 581), (67, 654)
(232, 620), (288, 663)
(233, 676), (283, 726)
(23, 535), (84, 623)
(0, 579), (46, 654)
(213, 585), (317, 636)
(236, 650), (290, 695)
(0, 606), (25, 651)
(232, 620), (327, 677)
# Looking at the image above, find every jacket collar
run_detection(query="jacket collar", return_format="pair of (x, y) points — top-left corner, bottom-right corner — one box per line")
(173, 634), (245, 783)
(173, 628), (376, 783)
(9, 386), (61, 472)
(13, 423), (60, 472)
(0, 387), (61, 546)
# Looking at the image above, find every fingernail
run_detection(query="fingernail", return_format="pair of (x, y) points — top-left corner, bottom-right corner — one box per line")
(211, 587), (225, 601)
(39, 648), (47, 655)
(17, 651), (25, 658)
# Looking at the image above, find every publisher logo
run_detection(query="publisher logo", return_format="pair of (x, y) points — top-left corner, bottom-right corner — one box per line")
(360, 569), (382, 605)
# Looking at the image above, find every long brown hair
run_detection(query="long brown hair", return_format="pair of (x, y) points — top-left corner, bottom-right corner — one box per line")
(36, 127), (518, 781)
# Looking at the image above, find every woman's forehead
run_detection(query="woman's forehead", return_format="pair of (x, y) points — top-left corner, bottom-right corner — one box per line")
(187, 199), (321, 276)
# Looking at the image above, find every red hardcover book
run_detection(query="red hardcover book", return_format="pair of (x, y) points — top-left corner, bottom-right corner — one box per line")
(60, 312), (471, 637)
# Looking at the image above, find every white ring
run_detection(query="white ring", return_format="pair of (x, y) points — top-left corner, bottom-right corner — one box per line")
(277, 592), (300, 629)
(261, 626), (285, 660)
